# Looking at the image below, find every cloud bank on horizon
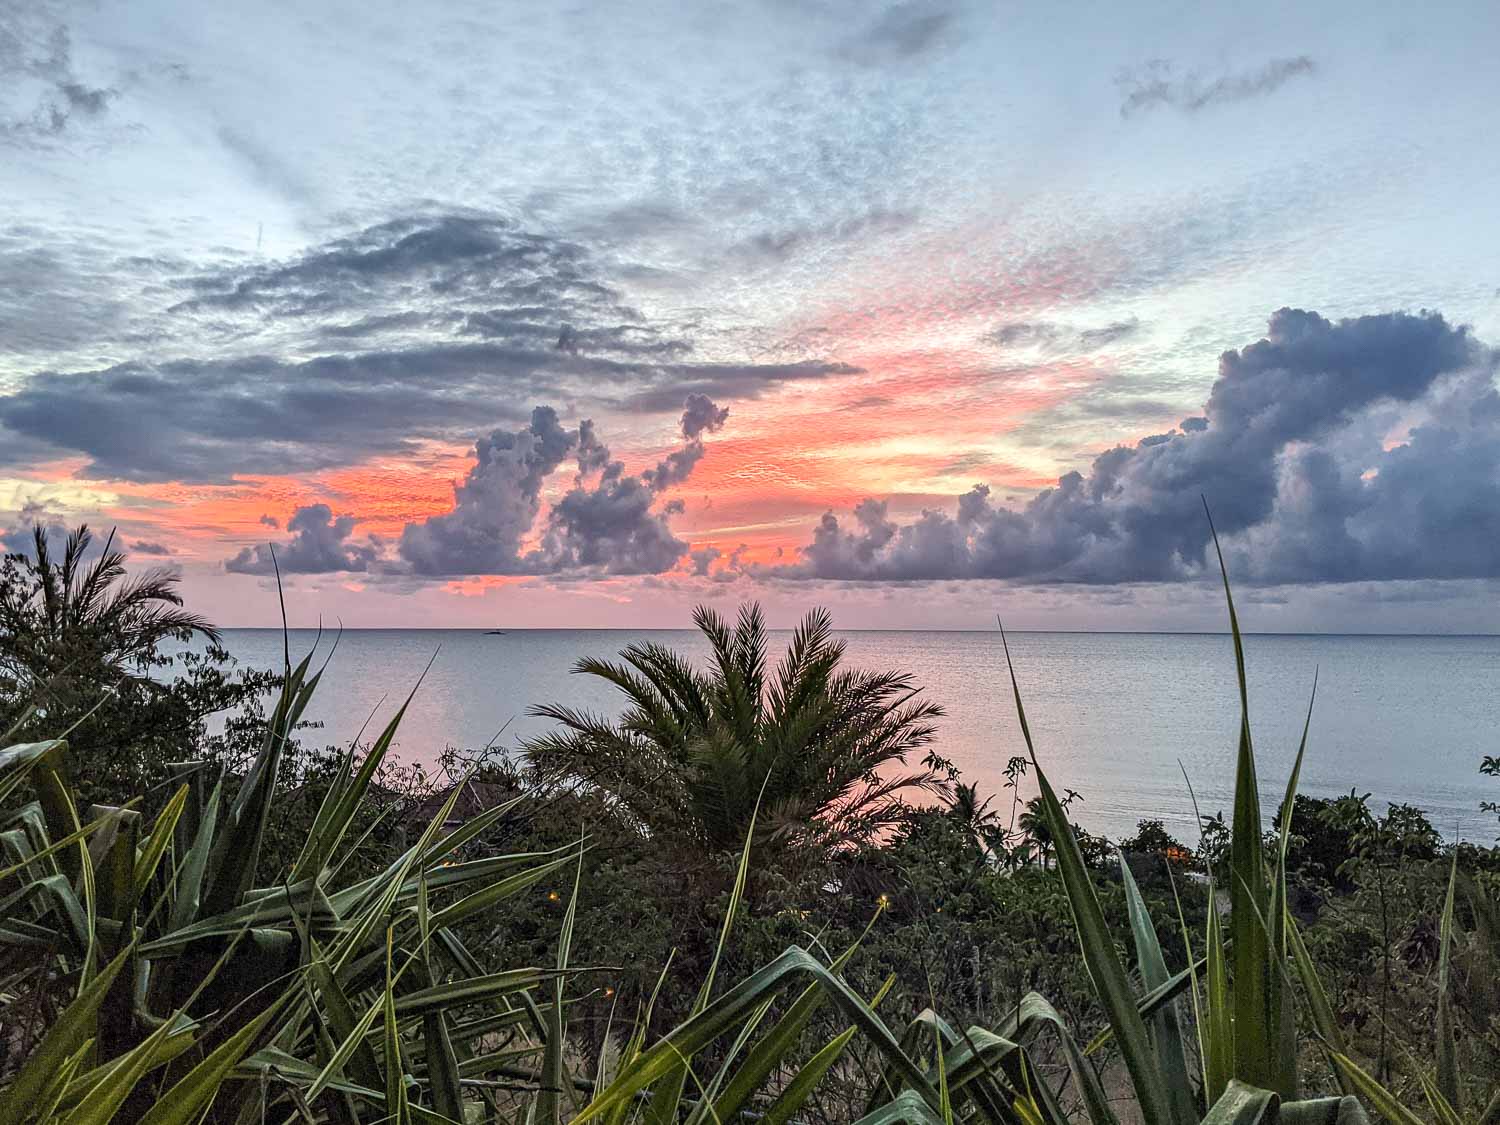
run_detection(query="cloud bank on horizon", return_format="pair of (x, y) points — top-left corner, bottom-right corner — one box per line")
(1, 0), (1498, 629)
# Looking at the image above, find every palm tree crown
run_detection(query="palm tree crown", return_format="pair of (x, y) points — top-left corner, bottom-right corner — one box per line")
(0, 524), (217, 702)
(523, 603), (949, 853)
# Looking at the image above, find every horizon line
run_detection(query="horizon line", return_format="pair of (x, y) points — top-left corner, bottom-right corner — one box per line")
(208, 626), (1500, 638)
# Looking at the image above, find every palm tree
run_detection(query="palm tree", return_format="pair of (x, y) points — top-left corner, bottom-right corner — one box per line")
(0, 524), (217, 750)
(0, 524), (216, 689)
(947, 781), (1003, 855)
(523, 603), (948, 853)
(1017, 796), (1053, 868)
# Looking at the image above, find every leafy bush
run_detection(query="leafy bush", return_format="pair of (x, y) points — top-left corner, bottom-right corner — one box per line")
(0, 651), (583, 1122)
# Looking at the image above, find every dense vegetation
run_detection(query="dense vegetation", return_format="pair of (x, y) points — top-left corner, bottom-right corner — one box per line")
(1, 524), (1497, 1123)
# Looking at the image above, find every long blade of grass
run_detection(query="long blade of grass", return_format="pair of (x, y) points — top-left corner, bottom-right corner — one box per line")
(539, 836), (585, 1125)
(1118, 853), (1198, 1125)
(0, 942), (135, 1120)
(997, 622), (1173, 1125)
(1435, 848), (1460, 1114)
(1205, 501), (1293, 1096)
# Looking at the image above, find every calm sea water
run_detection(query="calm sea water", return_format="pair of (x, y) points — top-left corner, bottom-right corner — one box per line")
(194, 629), (1500, 843)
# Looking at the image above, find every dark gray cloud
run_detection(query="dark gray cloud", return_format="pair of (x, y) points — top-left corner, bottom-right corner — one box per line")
(1, 505), (107, 560)
(258, 513), (280, 528)
(398, 407), (576, 576)
(130, 540), (172, 555)
(0, 213), (852, 482)
(689, 545), (721, 576)
(1118, 56), (1316, 118)
(390, 396), (728, 578)
(777, 308), (1498, 585)
(679, 392), (730, 439)
(226, 503), (379, 575)
(533, 475), (688, 575)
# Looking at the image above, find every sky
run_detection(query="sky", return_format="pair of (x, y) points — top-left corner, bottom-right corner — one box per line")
(2, 0), (1499, 631)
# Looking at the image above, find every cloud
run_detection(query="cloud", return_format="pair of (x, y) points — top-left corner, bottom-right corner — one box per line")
(0, 213), (851, 482)
(838, 4), (954, 66)
(985, 318), (1141, 353)
(689, 545), (721, 576)
(393, 395), (728, 578)
(679, 392), (730, 439)
(397, 407), (577, 576)
(1117, 56), (1316, 118)
(1, 503), (108, 560)
(226, 503), (379, 574)
(258, 513), (280, 528)
(0, 15), (116, 141)
(775, 308), (1497, 585)
(130, 540), (172, 555)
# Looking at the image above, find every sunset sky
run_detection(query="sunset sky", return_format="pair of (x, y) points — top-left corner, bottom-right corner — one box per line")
(3, 0), (1499, 630)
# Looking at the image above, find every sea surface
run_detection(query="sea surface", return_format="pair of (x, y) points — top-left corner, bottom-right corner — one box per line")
(192, 629), (1500, 843)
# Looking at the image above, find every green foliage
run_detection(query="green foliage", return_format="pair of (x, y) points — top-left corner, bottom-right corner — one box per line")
(523, 603), (953, 855)
(0, 525), (276, 804)
(0, 648), (585, 1123)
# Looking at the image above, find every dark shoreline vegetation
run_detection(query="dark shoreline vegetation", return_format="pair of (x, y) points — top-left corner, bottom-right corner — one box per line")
(2, 525), (1498, 1122)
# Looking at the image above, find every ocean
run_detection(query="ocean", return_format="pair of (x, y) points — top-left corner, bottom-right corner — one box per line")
(198, 629), (1500, 843)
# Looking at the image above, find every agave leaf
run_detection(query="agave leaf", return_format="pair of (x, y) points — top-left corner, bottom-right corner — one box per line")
(1205, 506), (1293, 1096)
(0, 739), (68, 806)
(708, 917), (878, 1125)
(1200, 1079), (1276, 1125)
(0, 814), (108, 884)
(996, 623), (1173, 1125)
(1203, 875), (1234, 1103)
(0, 942), (135, 1120)
(1414, 1069), (1465, 1125)
(200, 647), (321, 917)
(575, 946), (938, 1125)
(1118, 852), (1198, 1125)
(1276, 1096), (1371, 1125)
(1285, 909), (1354, 1098)
(1435, 849), (1460, 1114)
(1013, 993), (1119, 1125)
(166, 778), (223, 934)
(235, 1047), (384, 1100)
(307, 946), (385, 1098)
(383, 927), (411, 1125)
(31, 1038), (93, 1125)
(1330, 1053), (1427, 1125)
(292, 658), (434, 883)
(539, 839), (585, 1125)
(135, 996), (288, 1125)
(848, 1089), (950, 1125)
(738, 1002), (867, 1125)
(131, 784), (188, 899)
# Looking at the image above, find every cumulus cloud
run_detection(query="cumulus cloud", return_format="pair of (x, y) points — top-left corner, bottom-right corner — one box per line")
(777, 308), (1497, 585)
(397, 407), (577, 576)
(679, 392), (730, 439)
(1117, 56), (1316, 117)
(689, 545), (722, 576)
(227, 503), (379, 574)
(130, 540), (172, 555)
(394, 396), (728, 578)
